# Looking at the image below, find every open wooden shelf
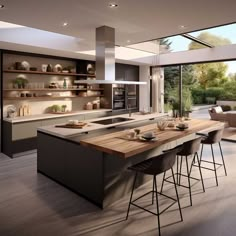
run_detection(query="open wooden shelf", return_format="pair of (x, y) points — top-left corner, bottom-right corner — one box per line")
(4, 95), (104, 100)
(3, 88), (104, 91)
(87, 88), (104, 91)
(3, 88), (87, 91)
(3, 70), (96, 77)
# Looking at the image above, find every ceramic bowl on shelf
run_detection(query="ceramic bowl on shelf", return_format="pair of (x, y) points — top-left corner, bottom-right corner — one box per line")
(21, 61), (30, 70)
(87, 64), (95, 74)
(54, 64), (62, 72)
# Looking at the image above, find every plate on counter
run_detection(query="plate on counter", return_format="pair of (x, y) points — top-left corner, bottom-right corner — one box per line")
(176, 126), (188, 131)
(139, 136), (158, 142)
(118, 135), (139, 141)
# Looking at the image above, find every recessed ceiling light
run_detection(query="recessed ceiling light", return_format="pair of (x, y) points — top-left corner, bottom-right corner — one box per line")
(178, 25), (187, 30)
(0, 4), (5, 9)
(62, 22), (68, 27)
(109, 3), (118, 8)
(127, 40), (131, 43)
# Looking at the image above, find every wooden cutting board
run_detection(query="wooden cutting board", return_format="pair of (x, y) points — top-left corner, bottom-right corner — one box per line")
(55, 123), (87, 129)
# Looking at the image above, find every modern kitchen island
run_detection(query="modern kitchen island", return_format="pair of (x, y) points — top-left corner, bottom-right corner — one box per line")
(37, 114), (221, 208)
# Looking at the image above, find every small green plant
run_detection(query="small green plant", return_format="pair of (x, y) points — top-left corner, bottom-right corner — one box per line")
(61, 104), (67, 112)
(13, 76), (28, 88)
(51, 104), (61, 113)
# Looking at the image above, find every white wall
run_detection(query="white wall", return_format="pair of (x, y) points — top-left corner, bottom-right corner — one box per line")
(139, 66), (150, 111)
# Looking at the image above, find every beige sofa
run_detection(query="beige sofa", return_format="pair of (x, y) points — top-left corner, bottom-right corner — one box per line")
(208, 106), (227, 122)
(226, 113), (236, 127)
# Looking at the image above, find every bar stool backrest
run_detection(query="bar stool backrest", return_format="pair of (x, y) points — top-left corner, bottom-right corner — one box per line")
(150, 147), (180, 174)
(203, 128), (224, 144)
(177, 137), (202, 156)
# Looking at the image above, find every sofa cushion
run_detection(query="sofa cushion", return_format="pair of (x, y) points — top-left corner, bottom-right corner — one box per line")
(212, 106), (223, 113)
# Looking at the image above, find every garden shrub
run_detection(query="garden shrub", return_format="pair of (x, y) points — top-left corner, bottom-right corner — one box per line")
(205, 87), (224, 101)
(221, 105), (232, 111)
(219, 81), (236, 100)
(205, 97), (216, 104)
(191, 88), (205, 104)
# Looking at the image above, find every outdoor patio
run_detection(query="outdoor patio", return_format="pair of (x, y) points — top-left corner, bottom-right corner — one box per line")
(191, 105), (236, 142)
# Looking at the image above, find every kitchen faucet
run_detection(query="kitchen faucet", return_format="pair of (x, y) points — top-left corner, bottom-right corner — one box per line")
(127, 105), (132, 117)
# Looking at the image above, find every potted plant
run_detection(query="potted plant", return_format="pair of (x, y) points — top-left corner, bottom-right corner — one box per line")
(183, 90), (193, 118)
(172, 101), (179, 118)
(51, 104), (61, 113)
(13, 76), (28, 89)
(61, 104), (67, 112)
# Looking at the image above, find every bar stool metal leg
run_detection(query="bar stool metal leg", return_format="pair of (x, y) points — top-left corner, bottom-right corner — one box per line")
(171, 167), (183, 221)
(189, 154), (195, 175)
(176, 155), (179, 184)
(185, 155), (192, 206)
(152, 176), (155, 204)
(219, 142), (227, 176)
(199, 144), (204, 164)
(154, 175), (161, 236)
(126, 172), (137, 220)
(195, 153), (205, 192)
(211, 144), (218, 186)
(179, 156), (183, 185)
(160, 171), (166, 193)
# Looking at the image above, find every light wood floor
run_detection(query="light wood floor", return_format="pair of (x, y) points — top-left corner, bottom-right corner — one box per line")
(0, 141), (236, 236)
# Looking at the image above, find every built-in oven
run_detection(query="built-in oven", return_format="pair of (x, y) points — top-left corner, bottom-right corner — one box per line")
(127, 84), (138, 109)
(113, 86), (126, 110)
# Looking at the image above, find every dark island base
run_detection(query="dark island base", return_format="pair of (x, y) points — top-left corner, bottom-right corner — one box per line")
(3, 121), (37, 158)
(37, 131), (172, 208)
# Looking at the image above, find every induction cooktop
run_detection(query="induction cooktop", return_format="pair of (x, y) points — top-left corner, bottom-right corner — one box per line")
(91, 117), (134, 125)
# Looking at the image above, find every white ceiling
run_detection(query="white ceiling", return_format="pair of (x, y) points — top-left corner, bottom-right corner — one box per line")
(0, 0), (236, 62)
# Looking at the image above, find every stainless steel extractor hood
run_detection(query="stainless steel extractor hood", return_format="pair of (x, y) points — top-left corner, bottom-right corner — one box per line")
(75, 26), (146, 85)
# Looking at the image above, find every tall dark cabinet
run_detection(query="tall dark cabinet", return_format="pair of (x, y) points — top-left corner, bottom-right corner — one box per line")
(114, 63), (139, 111)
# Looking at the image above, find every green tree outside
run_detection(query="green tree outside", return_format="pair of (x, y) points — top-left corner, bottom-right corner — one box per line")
(188, 32), (230, 89)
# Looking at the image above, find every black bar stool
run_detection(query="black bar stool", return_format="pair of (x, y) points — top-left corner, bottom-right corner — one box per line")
(161, 137), (205, 206)
(196, 127), (227, 186)
(126, 147), (183, 236)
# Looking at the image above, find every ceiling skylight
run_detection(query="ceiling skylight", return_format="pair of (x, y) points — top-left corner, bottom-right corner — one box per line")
(189, 23), (236, 46)
(0, 21), (25, 29)
(78, 46), (156, 61)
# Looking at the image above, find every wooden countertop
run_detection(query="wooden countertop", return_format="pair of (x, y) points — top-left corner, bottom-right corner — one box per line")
(80, 119), (222, 158)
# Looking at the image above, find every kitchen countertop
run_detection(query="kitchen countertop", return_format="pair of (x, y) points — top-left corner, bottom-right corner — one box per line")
(80, 119), (222, 158)
(37, 112), (167, 138)
(3, 109), (112, 123)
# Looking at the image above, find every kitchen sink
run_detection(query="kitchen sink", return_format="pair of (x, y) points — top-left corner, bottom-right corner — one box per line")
(91, 117), (134, 125)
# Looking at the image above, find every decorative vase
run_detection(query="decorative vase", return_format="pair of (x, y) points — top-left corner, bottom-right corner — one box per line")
(41, 64), (47, 72)
(46, 64), (53, 72)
